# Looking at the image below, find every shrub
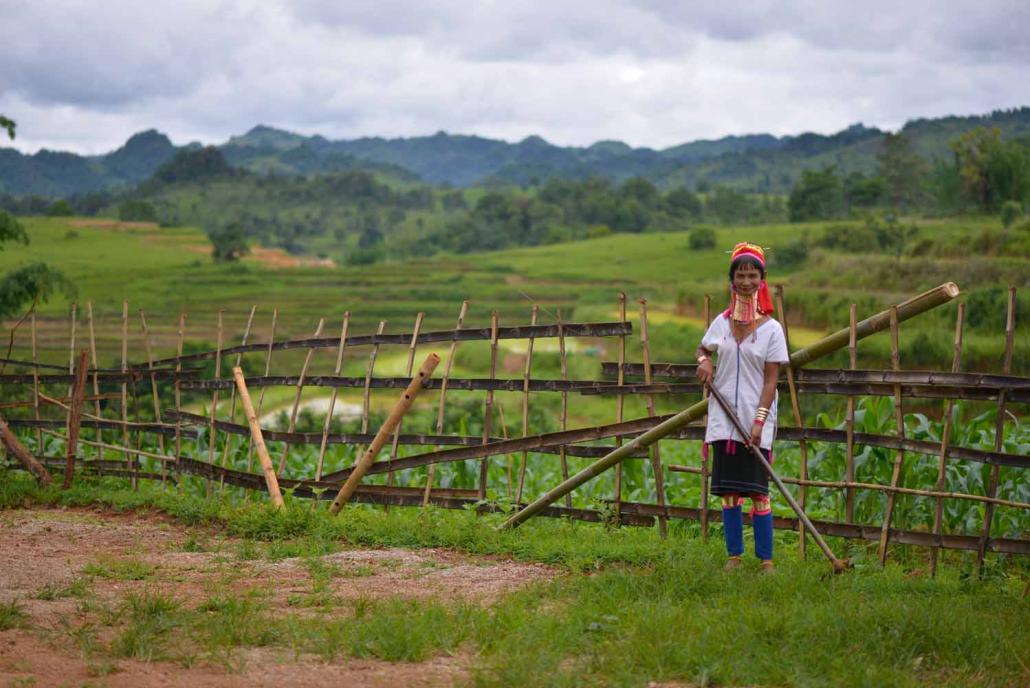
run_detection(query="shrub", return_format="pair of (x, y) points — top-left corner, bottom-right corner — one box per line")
(688, 226), (716, 250)
(1000, 200), (1023, 228)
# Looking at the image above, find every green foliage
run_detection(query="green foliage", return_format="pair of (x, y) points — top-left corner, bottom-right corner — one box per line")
(0, 261), (76, 319)
(788, 166), (845, 221)
(0, 210), (29, 246)
(0, 114), (14, 140)
(118, 199), (157, 222)
(688, 226), (716, 250)
(45, 199), (74, 217)
(950, 127), (1030, 210)
(1000, 199), (1023, 228)
(877, 132), (927, 210)
(0, 600), (25, 630)
(206, 221), (250, 262)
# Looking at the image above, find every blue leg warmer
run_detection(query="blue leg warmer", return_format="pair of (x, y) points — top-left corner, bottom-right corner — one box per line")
(753, 510), (774, 561)
(722, 505), (744, 557)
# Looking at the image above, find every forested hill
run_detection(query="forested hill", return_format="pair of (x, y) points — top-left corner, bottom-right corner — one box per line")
(2, 107), (1029, 197)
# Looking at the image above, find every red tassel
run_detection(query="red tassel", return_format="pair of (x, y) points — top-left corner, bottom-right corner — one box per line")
(702, 442), (709, 461)
(758, 280), (774, 315)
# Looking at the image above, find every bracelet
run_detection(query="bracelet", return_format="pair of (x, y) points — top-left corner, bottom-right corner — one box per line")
(755, 406), (769, 420)
(753, 418), (765, 427)
(696, 353), (710, 365)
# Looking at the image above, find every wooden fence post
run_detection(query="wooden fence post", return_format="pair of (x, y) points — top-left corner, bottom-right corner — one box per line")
(775, 286), (808, 559)
(557, 311), (572, 509)
(232, 367), (284, 509)
(613, 293), (627, 525)
(930, 303), (964, 576)
(877, 307), (904, 566)
(515, 305), (539, 505)
(424, 302), (469, 504)
(638, 298), (668, 538)
(277, 317), (325, 476)
(700, 293), (712, 541)
(63, 349), (89, 488)
(316, 312), (350, 481)
(845, 303), (858, 523)
(219, 306), (257, 473)
(387, 312), (424, 494)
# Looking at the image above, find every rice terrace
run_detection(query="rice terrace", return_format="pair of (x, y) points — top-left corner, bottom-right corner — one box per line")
(2, 32), (1030, 687)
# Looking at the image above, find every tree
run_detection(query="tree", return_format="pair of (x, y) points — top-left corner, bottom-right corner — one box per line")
(206, 222), (250, 262)
(950, 127), (1030, 210)
(0, 211), (75, 318)
(877, 132), (927, 210)
(0, 115), (14, 140)
(788, 167), (845, 222)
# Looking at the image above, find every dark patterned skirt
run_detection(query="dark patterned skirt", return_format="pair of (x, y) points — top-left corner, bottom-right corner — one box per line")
(709, 439), (770, 497)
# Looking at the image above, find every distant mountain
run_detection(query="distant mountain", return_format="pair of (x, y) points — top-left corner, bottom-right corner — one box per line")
(2, 107), (1029, 197)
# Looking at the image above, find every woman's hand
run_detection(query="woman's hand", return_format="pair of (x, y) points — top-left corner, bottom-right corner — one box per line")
(696, 358), (714, 386)
(749, 421), (763, 447)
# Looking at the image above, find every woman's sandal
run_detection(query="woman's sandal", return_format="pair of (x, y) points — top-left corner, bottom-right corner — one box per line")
(724, 556), (743, 571)
(760, 560), (776, 573)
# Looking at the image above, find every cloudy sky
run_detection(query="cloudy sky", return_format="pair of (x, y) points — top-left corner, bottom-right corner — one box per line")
(2, 0), (1028, 155)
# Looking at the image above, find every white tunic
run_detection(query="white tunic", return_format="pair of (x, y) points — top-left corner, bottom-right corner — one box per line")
(700, 316), (790, 450)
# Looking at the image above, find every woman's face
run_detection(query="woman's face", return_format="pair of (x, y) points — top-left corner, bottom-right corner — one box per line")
(732, 262), (762, 296)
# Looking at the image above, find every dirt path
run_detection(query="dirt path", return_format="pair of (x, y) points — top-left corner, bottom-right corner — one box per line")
(0, 507), (558, 687)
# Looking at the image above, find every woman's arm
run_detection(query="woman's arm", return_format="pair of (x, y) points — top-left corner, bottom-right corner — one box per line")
(750, 361), (780, 445)
(695, 346), (715, 385)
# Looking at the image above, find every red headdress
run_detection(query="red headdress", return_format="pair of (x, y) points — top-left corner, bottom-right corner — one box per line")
(723, 242), (774, 321)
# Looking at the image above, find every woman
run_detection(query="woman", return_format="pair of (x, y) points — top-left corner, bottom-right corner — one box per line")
(695, 242), (789, 571)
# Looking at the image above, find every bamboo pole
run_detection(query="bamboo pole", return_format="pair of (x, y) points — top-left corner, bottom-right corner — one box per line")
(67, 303), (77, 399)
(708, 385), (849, 572)
(845, 303), (858, 523)
(30, 312), (42, 458)
(387, 312), (423, 493)
(173, 313), (185, 471)
(499, 283), (960, 530)
(206, 310), (223, 483)
(425, 302), (469, 505)
(496, 400), (515, 500)
(557, 311), (572, 509)
(930, 303), (965, 576)
(360, 321), (386, 438)
(0, 415), (51, 485)
(120, 300), (134, 486)
(85, 303), (102, 464)
(43, 428), (175, 465)
(614, 293), (627, 525)
(775, 286), (808, 559)
(247, 308), (277, 473)
(277, 317), (325, 476)
(877, 307), (904, 566)
(232, 367), (284, 509)
(700, 293), (711, 540)
(316, 312), (350, 481)
(638, 298), (668, 538)
(977, 287), (1016, 575)
(219, 305), (257, 472)
(138, 310), (166, 481)
(329, 353), (440, 513)
(62, 349), (89, 488)
(515, 305), (538, 504)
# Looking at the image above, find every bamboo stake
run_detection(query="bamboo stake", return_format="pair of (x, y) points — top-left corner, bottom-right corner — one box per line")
(316, 312), (350, 481)
(425, 302), (469, 505)
(43, 428), (175, 465)
(138, 311), (166, 472)
(877, 307), (904, 566)
(515, 306), (538, 505)
(329, 353), (440, 513)
(232, 367), (284, 509)
(557, 311), (572, 509)
(700, 293), (711, 540)
(476, 307), (494, 501)
(775, 286), (808, 559)
(67, 303), (77, 399)
(277, 317), (325, 476)
(207, 310), (223, 482)
(931, 303), (965, 577)
(30, 312), (42, 458)
(387, 312), (423, 493)
(173, 313), (185, 471)
(120, 300), (133, 486)
(63, 349), (89, 488)
(219, 305), (257, 472)
(247, 308), (277, 474)
(845, 303), (858, 523)
(499, 283), (960, 530)
(638, 298), (668, 538)
(0, 414), (51, 485)
(497, 400), (514, 500)
(613, 293), (628, 525)
(85, 304), (103, 468)
(977, 287), (1016, 575)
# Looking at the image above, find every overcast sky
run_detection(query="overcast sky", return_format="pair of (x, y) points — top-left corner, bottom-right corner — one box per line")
(2, 0), (1028, 155)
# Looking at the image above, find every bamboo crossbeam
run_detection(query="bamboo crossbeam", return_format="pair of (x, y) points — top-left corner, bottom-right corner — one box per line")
(143, 322), (633, 368)
(0, 369), (204, 387)
(329, 353), (440, 513)
(41, 428), (175, 464)
(499, 283), (962, 529)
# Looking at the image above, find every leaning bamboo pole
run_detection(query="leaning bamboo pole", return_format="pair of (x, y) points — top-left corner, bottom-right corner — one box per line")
(638, 298), (668, 537)
(329, 353), (441, 513)
(877, 307), (905, 566)
(977, 287), (1016, 575)
(515, 305), (539, 504)
(315, 312), (350, 481)
(775, 286), (809, 559)
(247, 308), (277, 474)
(930, 303), (965, 576)
(499, 283), (960, 529)
(0, 414), (51, 486)
(219, 306), (257, 472)
(233, 367), (283, 509)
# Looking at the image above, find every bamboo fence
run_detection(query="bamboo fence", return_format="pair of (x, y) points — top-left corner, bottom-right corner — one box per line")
(1, 283), (1027, 574)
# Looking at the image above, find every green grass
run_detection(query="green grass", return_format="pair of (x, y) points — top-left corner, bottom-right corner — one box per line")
(0, 600), (27, 630)
(2, 476), (1026, 686)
